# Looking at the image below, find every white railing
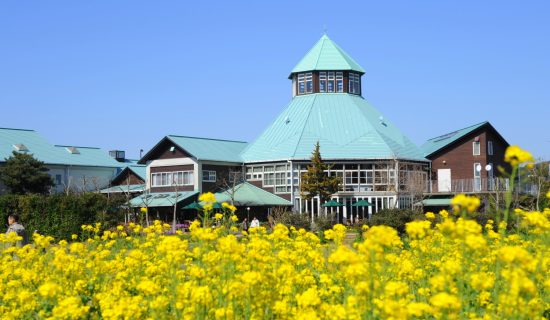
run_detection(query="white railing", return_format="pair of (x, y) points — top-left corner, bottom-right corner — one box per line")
(428, 178), (510, 193)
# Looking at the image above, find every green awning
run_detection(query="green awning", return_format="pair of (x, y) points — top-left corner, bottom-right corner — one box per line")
(352, 199), (373, 207)
(322, 200), (344, 207)
(183, 202), (203, 210)
(100, 184), (145, 194)
(129, 191), (198, 208)
(421, 199), (452, 207)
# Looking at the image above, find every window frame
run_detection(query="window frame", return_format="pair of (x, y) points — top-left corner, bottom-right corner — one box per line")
(473, 141), (481, 156)
(151, 170), (194, 187)
(202, 170), (216, 182)
(298, 73), (305, 94)
(319, 72), (327, 92)
(488, 141), (493, 156)
(305, 72), (313, 93)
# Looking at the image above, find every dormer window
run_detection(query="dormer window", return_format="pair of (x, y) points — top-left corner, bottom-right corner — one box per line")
(13, 143), (29, 152)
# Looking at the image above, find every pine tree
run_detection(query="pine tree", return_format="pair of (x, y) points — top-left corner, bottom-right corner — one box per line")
(0, 151), (54, 194)
(300, 142), (341, 203)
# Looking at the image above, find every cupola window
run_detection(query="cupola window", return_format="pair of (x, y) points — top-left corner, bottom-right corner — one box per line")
(336, 72), (343, 92)
(328, 72), (335, 92)
(319, 72), (327, 92)
(298, 73), (305, 94)
(349, 72), (361, 94)
(305, 72), (313, 93)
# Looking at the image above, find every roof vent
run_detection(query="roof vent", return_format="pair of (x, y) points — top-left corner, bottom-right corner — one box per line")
(109, 150), (126, 162)
(285, 116), (291, 124)
(13, 143), (29, 152)
(66, 147), (80, 154)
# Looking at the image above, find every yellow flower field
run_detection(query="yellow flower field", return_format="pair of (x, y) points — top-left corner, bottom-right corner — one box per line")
(0, 145), (548, 319)
(1, 206), (549, 319)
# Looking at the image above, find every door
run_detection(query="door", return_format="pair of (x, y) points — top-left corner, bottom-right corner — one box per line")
(437, 169), (451, 192)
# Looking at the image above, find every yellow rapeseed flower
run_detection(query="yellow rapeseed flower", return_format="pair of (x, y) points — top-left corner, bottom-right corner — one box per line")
(451, 194), (480, 213)
(504, 145), (534, 167)
(199, 192), (217, 203)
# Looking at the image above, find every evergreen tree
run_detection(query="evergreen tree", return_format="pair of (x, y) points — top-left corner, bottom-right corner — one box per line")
(300, 142), (341, 203)
(0, 151), (54, 195)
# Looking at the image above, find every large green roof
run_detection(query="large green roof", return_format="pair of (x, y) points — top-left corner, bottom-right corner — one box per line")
(241, 94), (427, 163)
(210, 182), (292, 207)
(420, 122), (489, 157)
(166, 136), (247, 163)
(290, 34), (365, 76)
(0, 128), (121, 168)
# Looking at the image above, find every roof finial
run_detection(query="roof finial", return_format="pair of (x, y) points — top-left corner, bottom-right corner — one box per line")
(323, 25), (327, 36)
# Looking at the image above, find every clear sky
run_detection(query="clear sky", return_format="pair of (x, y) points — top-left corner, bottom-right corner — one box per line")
(1, 1), (549, 160)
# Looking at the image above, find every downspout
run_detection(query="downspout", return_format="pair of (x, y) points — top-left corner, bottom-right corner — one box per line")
(429, 161), (432, 193)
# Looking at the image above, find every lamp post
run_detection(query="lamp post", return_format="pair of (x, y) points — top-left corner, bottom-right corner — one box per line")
(246, 207), (250, 221)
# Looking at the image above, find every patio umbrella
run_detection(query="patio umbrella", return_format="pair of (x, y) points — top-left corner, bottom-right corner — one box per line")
(212, 202), (223, 209)
(351, 199), (373, 207)
(183, 202), (203, 210)
(321, 200), (344, 207)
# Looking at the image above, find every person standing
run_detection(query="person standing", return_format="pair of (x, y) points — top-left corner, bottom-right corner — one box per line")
(250, 216), (260, 228)
(242, 218), (249, 232)
(6, 214), (28, 246)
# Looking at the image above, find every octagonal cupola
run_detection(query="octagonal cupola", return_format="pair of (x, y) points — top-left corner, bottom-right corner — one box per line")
(290, 34), (365, 97)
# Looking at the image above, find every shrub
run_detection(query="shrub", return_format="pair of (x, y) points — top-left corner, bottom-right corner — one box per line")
(368, 208), (424, 234)
(0, 193), (125, 239)
(270, 210), (311, 230)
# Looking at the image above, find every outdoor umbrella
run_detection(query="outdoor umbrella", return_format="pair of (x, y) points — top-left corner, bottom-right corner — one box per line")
(352, 199), (373, 221)
(183, 202), (203, 210)
(212, 202), (223, 210)
(351, 199), (373, 207)
(321, 200), (344, 207)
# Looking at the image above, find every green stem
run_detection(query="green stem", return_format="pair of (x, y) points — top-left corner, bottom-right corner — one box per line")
(502, 166), (518, 236)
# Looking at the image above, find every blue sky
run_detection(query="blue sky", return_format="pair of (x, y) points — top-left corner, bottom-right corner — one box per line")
(1, 1), (549, 160)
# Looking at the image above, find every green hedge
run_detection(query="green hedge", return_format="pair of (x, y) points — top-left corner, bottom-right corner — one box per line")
(0, 193), (126, 240)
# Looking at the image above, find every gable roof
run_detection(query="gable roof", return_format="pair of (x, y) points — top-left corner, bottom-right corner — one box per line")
(241, 94), (427, 163)
(111, 163), (147, 184)
(140, 135), (248, 164)
(211, 182), (292, 206)
(0, 127), (121, 168)
(290, 34), (365, 77)
(420, 121), (509, 157)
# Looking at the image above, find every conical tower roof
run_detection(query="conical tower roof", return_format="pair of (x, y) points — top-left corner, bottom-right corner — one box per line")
(289, 34), (365, 77)
(241, 94), (427, 163)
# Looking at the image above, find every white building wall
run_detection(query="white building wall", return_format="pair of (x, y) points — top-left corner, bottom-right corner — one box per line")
(48, 165), (118, 193)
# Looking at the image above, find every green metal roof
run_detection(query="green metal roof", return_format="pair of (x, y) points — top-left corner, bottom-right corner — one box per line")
(290, 34), (365, 76)
(421, 198), (452, 206)
(54, 145), (123, 168)
(100, 184), (145, 194)
(128, 165), (146, 181)
(210, 182), (292, 206)
(420, 122), (488, 157)
(241, 94), (428, 163)
(166, 136), (247, 163)
(0, 128), (121, 168)
(129, 191), (198, 207)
